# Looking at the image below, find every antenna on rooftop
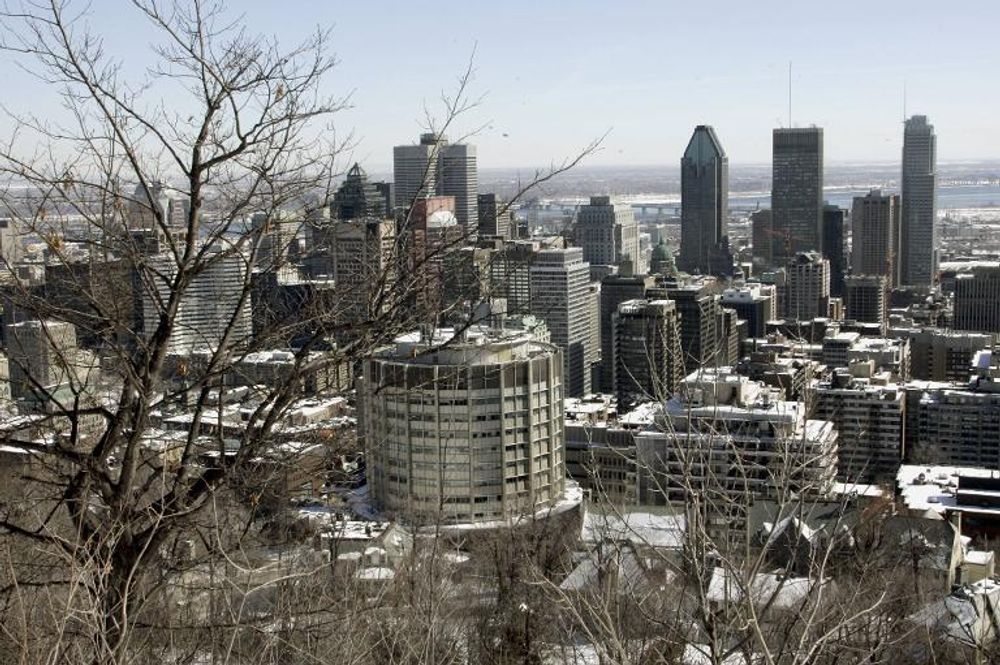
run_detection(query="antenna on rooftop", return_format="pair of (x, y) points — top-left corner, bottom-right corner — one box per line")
(788, 61), (793, 128)
(902, 80), (907, 122)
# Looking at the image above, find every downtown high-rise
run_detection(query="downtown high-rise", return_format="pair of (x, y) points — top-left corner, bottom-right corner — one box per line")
(771, 128), (824, 265)
(899, 115), (937, 287)
(679, 125), (732, 276)
(575, 196), (641, 272)
(393, 133), (478, 229)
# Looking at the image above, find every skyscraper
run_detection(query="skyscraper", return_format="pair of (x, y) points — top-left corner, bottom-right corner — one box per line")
(332, 163), (387, 220)
(612, 299), (682, 410)
(900, 115), (937, 287)
(771, 128), (823, 265)
(680, 125), (732, 276)
(575, 196), (640, 271)
(438, 139), (478, 229)
(477, 193), (511, 238)
(143, 248), (252, 354)
(844, 274), (888, 330)
(530, 247), (594, 396)
(822, 204), (847, 298)
(954, 265), (1000, 333)
(599, 263), (653, 392)
(851, 190), (900, 286)
(660, 280), (721, 373)
(393, 133), (478, 229)
(751, 208), (773, 270)
(782, 251), (830, 321)
(392, 133), (438, 212)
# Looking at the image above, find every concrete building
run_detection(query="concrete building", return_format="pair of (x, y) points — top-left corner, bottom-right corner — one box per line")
(0, 217), (22, 268)
(954, 265), (1000, 333)
(849, 336), (912, 381)
(575, 196), (641, 272)
(815, 367), (905, 482)
(358, 327), (566, 524)
(722, 283), (777, 339)
(490, 239), (540, 316)
(844, 274), (889, 330)
(751, 208), (773, 270)
(142, 247), (252, 354)
(634, 369), (838, 530)
(679, 125), (732, 276)
(897, 328), (993, 382)
(900, 115), (938, 287)
(125, 181), (191, 248)
(404, 196), (462, 316)
(659, 279), (721, 374)
(251, 210), (301, 271)
(611, 299), (682, 409)
(530, 247), (595, 396)
(771, 128), (823, 264)
(393, 133), (477, 228)
(851, 190), (900, 286)
(6, 320), (96, 408)
(906, 352), (1000, 468)
(598, 263), (653, 393)
(782, 251), (830, 321)
(822, 204), (847, 298)
(717, 307), (742, 367)
(393, 135), (437, 208)
(329, 218), (397, 321)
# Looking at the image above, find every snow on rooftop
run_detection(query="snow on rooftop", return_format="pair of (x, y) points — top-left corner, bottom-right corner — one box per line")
(897, 464), (1000, 517)
(581, 509), (686, 549)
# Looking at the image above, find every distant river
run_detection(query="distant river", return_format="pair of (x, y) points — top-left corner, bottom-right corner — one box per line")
(725, 183), (1000, 211)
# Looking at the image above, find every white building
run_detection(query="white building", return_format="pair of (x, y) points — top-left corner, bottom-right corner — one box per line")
(575, 196), (641, 273)
(633, 368), (838, 529)
(530, 247), (595, 397)
(142, 247), (252, 354)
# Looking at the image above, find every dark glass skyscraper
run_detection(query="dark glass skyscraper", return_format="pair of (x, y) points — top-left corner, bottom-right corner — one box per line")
(332, 163), (386, 220)
(900, 115), (937, 287)
(771, 127), (823, 265)
(822, 204), (847, 298)
(679, 125), (731, 276)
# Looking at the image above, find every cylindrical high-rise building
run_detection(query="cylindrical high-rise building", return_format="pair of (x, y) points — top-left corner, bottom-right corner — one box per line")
(359, 327), (566, 524)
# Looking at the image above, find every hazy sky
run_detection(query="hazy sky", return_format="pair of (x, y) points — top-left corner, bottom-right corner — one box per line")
(2, 1), (998, 169)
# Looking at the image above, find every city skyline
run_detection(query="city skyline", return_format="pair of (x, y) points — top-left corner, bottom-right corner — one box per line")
(1, 1), (998, 169)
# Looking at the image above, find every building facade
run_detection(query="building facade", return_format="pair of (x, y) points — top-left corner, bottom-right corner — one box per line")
(530, 247), (595, 396)
(844, 274), (889, 329)
(772, 128), (824, 264)
(575, 196), (641, 272)
(598, 266), (653, 393)
(851, 190), (900, 286)
(393, 133), (478, 229)
(359, 328), (566, 524)
(900, 115), (938, 287)
(954, 266), (1000, 333)
(612, 298), (682, 409)
(815, 370), (905, 482)
(822, 204), (847, 298)
(782, 251), (830, 321)
(680, 125), (732, 276)
(142, 248), (253, 354)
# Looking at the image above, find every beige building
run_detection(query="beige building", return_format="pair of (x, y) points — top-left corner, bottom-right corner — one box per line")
(359, 327), (566, 525)
(851, 190), (900, 286)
